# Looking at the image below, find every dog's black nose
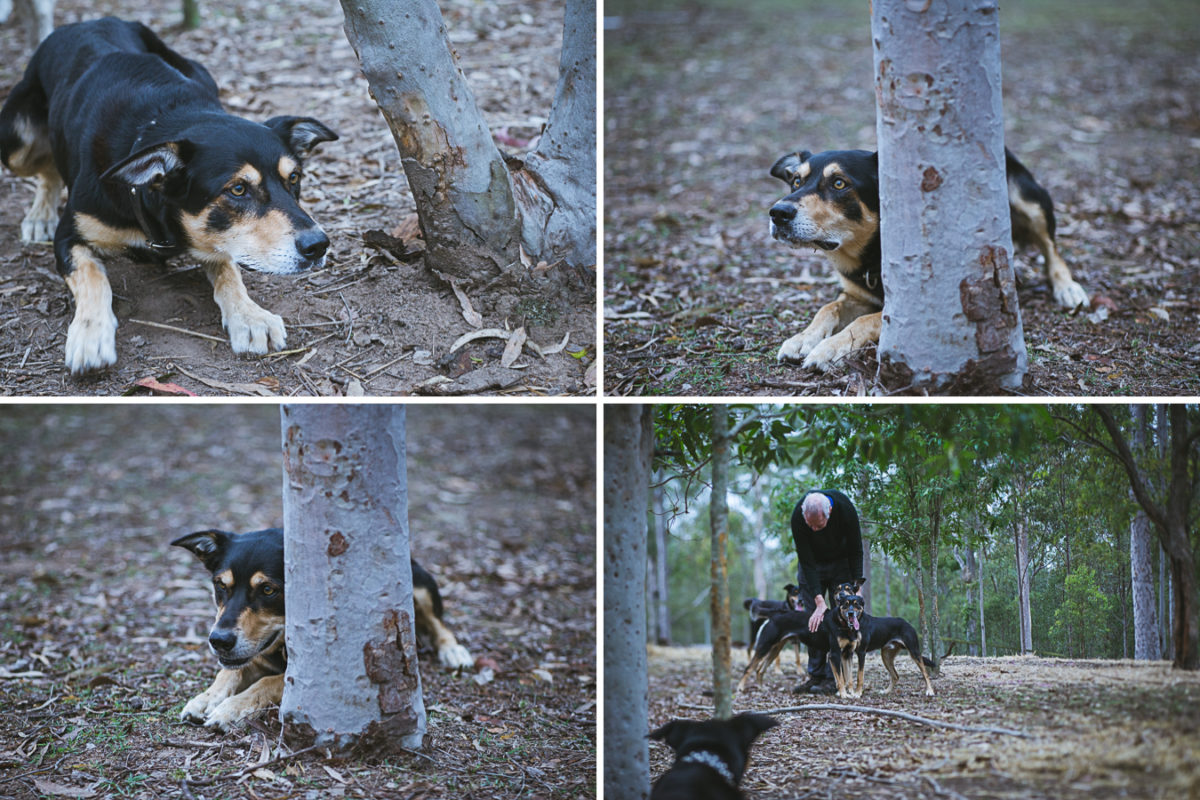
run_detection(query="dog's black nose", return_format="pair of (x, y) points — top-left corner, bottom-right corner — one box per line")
(770, 202), (796, 224)
(295, 228), (329, 261)
(209, 628), (237, 653)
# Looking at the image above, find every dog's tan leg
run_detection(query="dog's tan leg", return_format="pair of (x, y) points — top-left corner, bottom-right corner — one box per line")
(777, 297), (845, 363)
(22, 172), (63, 243)
(736, 655), (763, 693)
(913, 653), (935, 697)
(204, 674), (285, 733)
(880, 646), (900, 695)
(181, 668), (243, 725)
(803, 311), (881, 371)
(414, 586), (473, 669)
(1042, 241), (1088, 309)
(203, 259), (287, 355)
(64, 245), (119, 374)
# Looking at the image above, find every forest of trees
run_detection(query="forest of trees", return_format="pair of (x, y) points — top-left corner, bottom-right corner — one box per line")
(646, 405), (1197, 666)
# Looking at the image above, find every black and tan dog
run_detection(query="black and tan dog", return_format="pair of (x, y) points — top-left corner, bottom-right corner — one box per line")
(735, 602), (825, 693)
(648, 713), (779, 800)
(768, 147), (1089, 370)
(172, 528), (473, 732)
(742, 583), (801, 659)
(0, 17), (337, 374)
(825, 579), (937, 699)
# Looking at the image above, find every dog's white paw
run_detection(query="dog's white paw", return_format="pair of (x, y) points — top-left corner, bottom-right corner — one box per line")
(801, 338), (846, 372)
(202, 697), (246, 733)
(1053, 278), (1088, 310)
(180, 693), (213, 725)
(64, 306), (118, 374)
(224, 305), (286, 355)
(20, 213), (57, 244)
(438, 643), (475, 670)
(777, 331), (822, 363)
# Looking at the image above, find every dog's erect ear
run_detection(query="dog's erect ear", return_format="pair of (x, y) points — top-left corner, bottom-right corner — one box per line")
(647, 719), (688, 750)
(731, 712), (779, 747)
(171, 529), (231, 571)
(101, 142), (193, 190)
(853, 576), (867, 593)
(265, 116), (340, 159)
(770, 149), (813, 183)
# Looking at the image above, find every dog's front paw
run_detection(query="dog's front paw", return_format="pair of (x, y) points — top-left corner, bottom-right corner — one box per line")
(1053, 278), (1088, 310)
(65, 307), (118, 374)
(201, 697), (246, 733)
(21, 212), (57, 244)
(224, 305), (286, 355)
(801, 337), (847, 372)
(181, 691), (218, 725)
(777, 330), (823, 364)
(438, 643), (475, 670)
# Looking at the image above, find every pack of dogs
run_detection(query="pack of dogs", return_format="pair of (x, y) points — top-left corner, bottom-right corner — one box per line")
(767, 147), (1090, 371)
(172, 527), (473, 733)
(0, 17), (337, 375)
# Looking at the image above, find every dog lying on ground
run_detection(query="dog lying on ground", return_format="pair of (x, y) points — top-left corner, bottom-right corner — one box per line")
(0, 17), (337, 374)
(768, 147), (1089, 370)
(172, 527), (473, 732)
(742, 583), (801, 659)
(648, 713), (779, 800)
(825, 579), (937, 699)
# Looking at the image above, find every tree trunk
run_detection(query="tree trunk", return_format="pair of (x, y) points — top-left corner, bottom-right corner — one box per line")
(978, 548), (987, 657)
(603, 405), (653, 800)
(708, 405), (733, 720)
(279, 405), (424, 751)
(1130, 405), (1160, 660)
(871, 0), (1027, 392)
(651, 473), (671, 645)
(1014, 513), (1033, 655)
(340, 0), (595, 287)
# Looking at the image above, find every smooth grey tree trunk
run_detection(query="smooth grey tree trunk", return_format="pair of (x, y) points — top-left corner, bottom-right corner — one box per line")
(340, 0), (596, 284)
(871, 0), (1027, 392)
(1130, 405), (1160, 660)
(651, 475), (671, 645)
(1014, 513), (1033, 655)
(708, 405), (732, 720)
(603, 405), (653, 800)
(279, 405), (426, 751)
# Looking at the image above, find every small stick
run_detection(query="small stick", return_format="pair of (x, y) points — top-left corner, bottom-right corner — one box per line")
(129, 318), (226, 344)
(679, 701), (1031, 738)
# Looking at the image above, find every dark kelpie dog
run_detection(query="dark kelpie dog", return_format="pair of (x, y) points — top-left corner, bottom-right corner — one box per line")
(742, 583), (801, 658)
(736, 595), (823, 693)
(826, 579), (937, 699)
(0, 17), (338, 374)
(767, 147), (1088, 370)
(172, 528), (473, 732)
(648, 713), (779, 800)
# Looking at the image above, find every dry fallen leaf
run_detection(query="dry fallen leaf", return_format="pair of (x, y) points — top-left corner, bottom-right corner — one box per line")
(501, 326), (527, 368)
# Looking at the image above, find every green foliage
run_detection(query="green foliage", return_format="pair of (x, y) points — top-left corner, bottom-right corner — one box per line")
(1050, 565), (1114, 657)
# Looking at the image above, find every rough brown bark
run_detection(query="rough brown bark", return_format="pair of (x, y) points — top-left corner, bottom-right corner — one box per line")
(708, 405), (732, 720)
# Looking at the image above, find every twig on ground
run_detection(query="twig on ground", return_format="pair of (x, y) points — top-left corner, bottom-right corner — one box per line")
(680, 701), (1031, 737)
(128, 318), (226, 344)
(179, 742), (326, 788)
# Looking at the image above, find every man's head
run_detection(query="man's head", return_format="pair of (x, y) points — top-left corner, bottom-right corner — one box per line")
(802, 493), (833, 531)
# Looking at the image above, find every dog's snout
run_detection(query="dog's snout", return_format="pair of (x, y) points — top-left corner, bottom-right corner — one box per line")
(209, 628), (237, 653)
(769, 202), (796, 224)
(295, 228), (329, 262)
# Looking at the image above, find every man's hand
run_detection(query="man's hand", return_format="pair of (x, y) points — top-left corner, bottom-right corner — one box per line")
(809, 598), (827, 632)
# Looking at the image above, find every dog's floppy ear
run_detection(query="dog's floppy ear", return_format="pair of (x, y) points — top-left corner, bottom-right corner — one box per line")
(647, 719), (689, 749)
(265, 116), (340, 159)
(171, 529), (231, 571)
(101, 142), (193, 190)
(732, 712), (779, 746)
(770, 150), (812, 183)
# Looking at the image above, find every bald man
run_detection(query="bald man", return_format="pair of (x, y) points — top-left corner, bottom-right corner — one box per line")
(790, 489), (864, 694)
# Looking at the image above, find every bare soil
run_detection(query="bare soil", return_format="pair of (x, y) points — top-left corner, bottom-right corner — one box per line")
(603, 0), (1200, 396)
(0, 404), (597, 798)
(649, 645), (1200, 799)
(0, 0), (595, 397)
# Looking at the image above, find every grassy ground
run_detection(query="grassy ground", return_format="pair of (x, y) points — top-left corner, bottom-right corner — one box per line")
(604, 0), (1200, 396)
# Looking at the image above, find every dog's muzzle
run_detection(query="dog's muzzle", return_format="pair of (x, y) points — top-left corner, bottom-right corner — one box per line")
(768, 202), (839, 250)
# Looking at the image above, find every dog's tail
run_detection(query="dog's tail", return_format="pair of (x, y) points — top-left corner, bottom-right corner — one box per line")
(922, 655), (940, 677)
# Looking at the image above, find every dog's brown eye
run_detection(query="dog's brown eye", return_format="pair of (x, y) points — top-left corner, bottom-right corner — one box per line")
(261, 584), (278, 597)
(832, 178), (848, 190)
(288, 171), (301, 185)
(229, 183), (247, 197)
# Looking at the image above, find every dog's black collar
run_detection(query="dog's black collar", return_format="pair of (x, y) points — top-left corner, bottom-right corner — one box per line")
(129, 186), (179, 254)
(679, 750), (735, 786)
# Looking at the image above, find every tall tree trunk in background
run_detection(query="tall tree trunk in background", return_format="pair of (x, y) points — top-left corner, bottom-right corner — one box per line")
(603, 405), (653, 800)
(1130, 405), (1160, 660)
(978, 549), (987, 657)
(871, 0), (1026, 392)
(651, 474), (671, 645)
(1094, 405), (1198, 670)
(1014, 511), (1033, 655)
(280, 405), (424, 751)
(708, 405), (733, 720)
(341, 0), (596, 289)
(884, 553), (892, 615)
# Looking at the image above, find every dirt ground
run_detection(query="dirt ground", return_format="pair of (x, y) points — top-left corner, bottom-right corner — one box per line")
(604, 0), (1200, 396)
(647, 645), (1200, 799)
(0, 404), (597, 798)
(0, 0), (595, 397)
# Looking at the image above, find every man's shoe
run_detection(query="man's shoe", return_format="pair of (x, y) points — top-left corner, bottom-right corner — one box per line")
(792, 677), (819, 694)
(808, 679), (837, 695)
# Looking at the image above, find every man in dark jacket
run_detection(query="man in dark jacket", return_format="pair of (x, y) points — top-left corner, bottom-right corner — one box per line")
(791, 489), (864, 694)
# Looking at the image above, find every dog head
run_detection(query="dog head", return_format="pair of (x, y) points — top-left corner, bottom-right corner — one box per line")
(102, 116), (338, 274)
(768, 149), (879, 265)
(783, 583), (804, 612)
(832, 580), (866, 633)
(171, 528), (286, 669)
(649, 713), (778, 795)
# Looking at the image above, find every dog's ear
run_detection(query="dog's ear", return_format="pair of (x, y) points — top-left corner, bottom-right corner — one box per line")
(732, 712), (779, 746)
(265, 116), (340, 159)
(171, 529), (231, 571)
(854, 577), (867, 593)
(647, 719), (687, 749)
(770, 150), (812, 183)
(101, 142), (193, 190)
